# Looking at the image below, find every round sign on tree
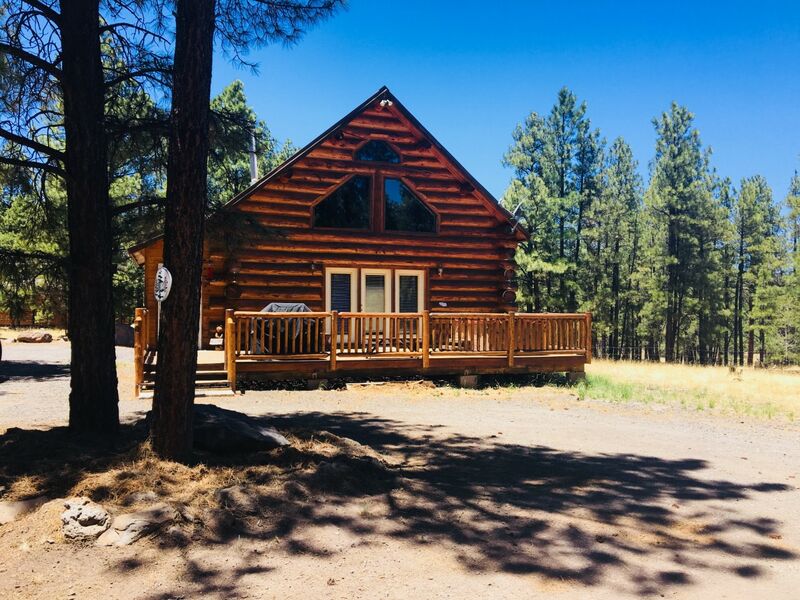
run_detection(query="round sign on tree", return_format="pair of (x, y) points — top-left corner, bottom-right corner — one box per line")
(154, 266), (173, 303)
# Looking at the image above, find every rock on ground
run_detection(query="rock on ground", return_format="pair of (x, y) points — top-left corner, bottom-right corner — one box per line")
(215, 485), (262, 515)
(61, 497), (110, 540)
(0, 496), (48, 525)
(96, 502), (177, 547)
(192, 404), (290, 452)
(14, 331), (53, 343)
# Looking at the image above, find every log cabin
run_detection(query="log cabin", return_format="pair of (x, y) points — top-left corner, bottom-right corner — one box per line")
(129, 87), (590, 394)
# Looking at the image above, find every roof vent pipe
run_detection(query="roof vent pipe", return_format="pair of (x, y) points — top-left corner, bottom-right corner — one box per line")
(249, 130), (258, 182)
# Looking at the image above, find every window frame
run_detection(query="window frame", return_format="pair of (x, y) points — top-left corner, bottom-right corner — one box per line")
(307, 167), (440, 236)
(310, 173), (373, 231)
(381, 175), (439, 235)
(324, 267), (358, 334)
(360, 268), (392, 313)
(353, 139), (403, 165)
(394, 269), (426, 313)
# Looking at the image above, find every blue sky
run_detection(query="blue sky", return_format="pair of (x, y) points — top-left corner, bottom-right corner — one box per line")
(211, 1), (800, 200)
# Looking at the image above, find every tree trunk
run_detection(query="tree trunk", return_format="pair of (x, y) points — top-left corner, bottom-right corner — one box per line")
(735, 229), (745, 366)
(60, 0), (119, 437)
(532, 275), (541, 312)
(747, 293), (754, 367)
(610, 240), (621, 360)
(558, 214), (566, 309)
(151, 0), (216, 461)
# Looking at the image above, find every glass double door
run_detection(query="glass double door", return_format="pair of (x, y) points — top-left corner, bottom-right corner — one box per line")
(325, 268), (424, 315)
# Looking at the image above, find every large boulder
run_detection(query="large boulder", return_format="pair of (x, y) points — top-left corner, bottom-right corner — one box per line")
(0, 496), (48, 525)
(193, 404), (290, 453)
(61, 497), (110, 540)
(96, 502), (177, 547)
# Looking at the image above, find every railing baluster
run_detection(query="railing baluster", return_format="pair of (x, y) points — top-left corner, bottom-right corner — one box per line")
(508, 313), (515, 367)
(330, 311), (337, 370)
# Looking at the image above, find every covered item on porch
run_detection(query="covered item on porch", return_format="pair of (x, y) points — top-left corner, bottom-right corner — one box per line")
(252, 302), (320, 355)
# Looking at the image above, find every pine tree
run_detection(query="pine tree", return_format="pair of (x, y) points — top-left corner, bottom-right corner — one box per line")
(732, 176), (783, 365)
(782, 172), (800, 362)
(503, 88), (602, 312)
(208, 80), (294, 208)
(582, 138), (642, 358)
(645, 103), (719, 362)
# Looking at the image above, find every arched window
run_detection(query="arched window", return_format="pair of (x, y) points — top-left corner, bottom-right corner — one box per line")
(384, 178), (436, 233)
(313, 176), (371, 229)
(355, 140), (400, 163)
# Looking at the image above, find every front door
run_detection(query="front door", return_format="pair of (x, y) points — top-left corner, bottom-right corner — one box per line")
(360, 269), (391, 313)
(325, 267), (426, 315)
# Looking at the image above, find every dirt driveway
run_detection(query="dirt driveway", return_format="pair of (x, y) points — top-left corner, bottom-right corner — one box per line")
(1, 342), (799, 599)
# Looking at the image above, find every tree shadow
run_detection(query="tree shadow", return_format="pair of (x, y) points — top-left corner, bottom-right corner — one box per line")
(0, 359), (70, 382)
(0, 410), (795, 598)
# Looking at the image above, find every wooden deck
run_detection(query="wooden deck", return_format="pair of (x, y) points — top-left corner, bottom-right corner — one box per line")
(133, 309), (591, 396)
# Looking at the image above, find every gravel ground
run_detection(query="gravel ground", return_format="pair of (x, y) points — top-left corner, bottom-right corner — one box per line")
(0, 341), (141, 430)
(1, 342), (799, 599)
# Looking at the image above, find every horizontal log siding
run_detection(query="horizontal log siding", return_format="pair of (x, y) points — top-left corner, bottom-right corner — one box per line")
(144, 102), (519, 348)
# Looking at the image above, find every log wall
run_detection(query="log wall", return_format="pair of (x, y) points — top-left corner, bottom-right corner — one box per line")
(142, 98), (521, 349)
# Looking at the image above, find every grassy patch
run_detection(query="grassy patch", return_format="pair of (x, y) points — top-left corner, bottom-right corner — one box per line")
(567, 360), (800, 422)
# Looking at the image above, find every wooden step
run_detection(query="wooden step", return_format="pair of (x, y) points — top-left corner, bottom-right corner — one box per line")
(144, 363), (225, 373)
(143, 371), (226, 383)
(140, 379), (230, 391)
(138, 388), (236, 400)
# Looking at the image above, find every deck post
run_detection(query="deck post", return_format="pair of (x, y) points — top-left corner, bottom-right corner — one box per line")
(507, 312), (515, 367)
(225, 309), (237, 392)
(141, 308), (149, 351)
(422, 310), (430, 369)
(330, 311), (338, 371)
(584, 312), (592, 364)
(133, 308), (145, 397)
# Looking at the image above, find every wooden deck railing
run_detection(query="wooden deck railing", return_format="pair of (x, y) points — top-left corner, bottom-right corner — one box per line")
(429, 313), (511, 356)
(335, 312), (424, 357)
(230, 311), (329, 358)
(229, 310), (591, 370)
(514, 313), (590, 354)
(134, 308), (590, 394)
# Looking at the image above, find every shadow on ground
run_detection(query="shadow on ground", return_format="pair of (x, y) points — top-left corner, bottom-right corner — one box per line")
(0, 360), (70, 382)
(0, 410), (794, 598)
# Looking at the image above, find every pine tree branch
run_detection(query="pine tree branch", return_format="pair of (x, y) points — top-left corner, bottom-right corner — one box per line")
(0, 247), (65, 264)
(99, 21), (169, 44)
(104, 67), (171, 89)
(0, 155), (64, 176)
(20, 0), (61, 23)
(112, 196), (166, 215)
(0, 127), (64, 160)
(0, 42), (62, 80)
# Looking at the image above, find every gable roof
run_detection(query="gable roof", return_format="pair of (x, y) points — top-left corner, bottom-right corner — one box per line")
(129, 86), (525, 264)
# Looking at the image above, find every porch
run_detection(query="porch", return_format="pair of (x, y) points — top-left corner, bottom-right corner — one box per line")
(133, 309), (592, 396)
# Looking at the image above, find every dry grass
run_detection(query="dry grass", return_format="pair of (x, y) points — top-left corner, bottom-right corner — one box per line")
(0, 424), (397, 524)
(580, 359), (800, 421)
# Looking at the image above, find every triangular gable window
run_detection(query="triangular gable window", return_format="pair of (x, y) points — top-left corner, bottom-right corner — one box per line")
(313, 175), (371, 229)
(384, 178), (436, 233)
(356, 140), (400, 163)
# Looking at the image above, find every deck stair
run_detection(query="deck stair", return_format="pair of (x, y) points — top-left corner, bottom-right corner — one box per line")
(138, 361), (235, 400)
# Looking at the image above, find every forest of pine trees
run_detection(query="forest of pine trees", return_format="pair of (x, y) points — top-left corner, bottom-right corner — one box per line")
(0, 80), (293, 326)
(503, 88), (800, 365)
(3, 79), (799, 367)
